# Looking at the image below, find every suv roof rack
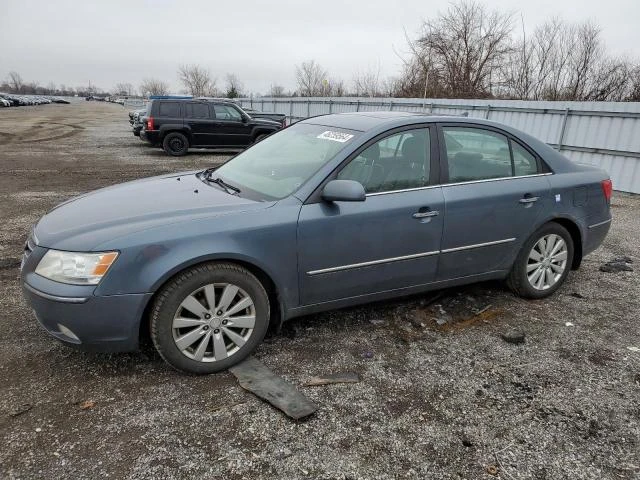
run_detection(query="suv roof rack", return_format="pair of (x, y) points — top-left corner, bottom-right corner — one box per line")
(148, 95), (193, 100)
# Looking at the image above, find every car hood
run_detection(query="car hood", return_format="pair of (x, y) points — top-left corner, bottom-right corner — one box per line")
(250, 117), (282, 127)
(34, 171), (272, 251)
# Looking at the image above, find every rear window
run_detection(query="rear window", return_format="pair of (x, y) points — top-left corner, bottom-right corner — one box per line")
(158, 102), (181, 117)
(186, 103), (210, 119)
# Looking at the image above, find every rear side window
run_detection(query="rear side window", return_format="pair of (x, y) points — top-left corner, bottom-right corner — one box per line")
(158, 102), (181, 117)
(443, 127), (540, 183)
(185, 103), (210, 119)
(511, 141), (538, 176)
(443, 127), (512, 182)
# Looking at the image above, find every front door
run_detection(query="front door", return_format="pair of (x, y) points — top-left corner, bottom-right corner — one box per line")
(436, 124), (552, 280)
(297, 126), (444, 306)
(212, 104), (253, 147)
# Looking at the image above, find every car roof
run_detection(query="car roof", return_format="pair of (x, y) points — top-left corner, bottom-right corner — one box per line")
(301, 111), (581, 174)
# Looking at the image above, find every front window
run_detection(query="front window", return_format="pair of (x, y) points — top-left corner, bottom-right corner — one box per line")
(338, 128), (430, 193)
(212, 123), (360, 200)
(214, 104), (243, 121)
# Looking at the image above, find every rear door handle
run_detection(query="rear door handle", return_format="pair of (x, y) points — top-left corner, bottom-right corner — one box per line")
(519, 195), (539, 204)
(413, 209), (439, 219)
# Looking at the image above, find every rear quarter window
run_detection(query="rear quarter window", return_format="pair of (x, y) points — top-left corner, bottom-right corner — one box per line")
(158, 102), (181, 117)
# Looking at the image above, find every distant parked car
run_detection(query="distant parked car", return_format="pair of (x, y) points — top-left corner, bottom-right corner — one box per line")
(140, 98), (282, 155)
(0, 98), (10, 107)
(21, 112), (612, 374)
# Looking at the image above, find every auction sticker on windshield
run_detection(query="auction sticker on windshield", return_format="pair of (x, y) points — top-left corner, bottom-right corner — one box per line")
(317, 131), (354, 143)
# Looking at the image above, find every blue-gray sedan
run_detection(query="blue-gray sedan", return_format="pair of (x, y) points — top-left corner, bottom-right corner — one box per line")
(21, 112), (612, 373)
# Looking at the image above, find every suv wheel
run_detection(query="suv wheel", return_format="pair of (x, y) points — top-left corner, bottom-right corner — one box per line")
(253, 133), (269, 144)
(507, 222), (574, 299)
(150, 262), (270, 374)
(163, 132), (189, 156)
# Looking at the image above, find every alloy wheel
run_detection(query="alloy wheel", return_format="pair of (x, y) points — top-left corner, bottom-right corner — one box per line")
(526, 234), (568, 290)
(171, 283), (256, 362)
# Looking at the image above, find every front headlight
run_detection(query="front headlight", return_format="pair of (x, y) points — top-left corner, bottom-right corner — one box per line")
(35, 250), (119, 285)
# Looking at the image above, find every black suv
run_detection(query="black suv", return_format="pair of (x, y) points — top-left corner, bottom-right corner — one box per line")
(140, 99), (282, 156)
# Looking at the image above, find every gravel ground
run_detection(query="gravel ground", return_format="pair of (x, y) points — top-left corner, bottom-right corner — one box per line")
(0, 101), (638, 480)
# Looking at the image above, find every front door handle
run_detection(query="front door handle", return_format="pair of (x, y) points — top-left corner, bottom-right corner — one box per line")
(519, 195), (539, 204)
(413, 209), (439, 219)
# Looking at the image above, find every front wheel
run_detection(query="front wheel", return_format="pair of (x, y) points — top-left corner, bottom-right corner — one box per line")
(162, 132), (189, 156)
(507, 223), (574, 299)
(150, 263), (270, 374)
(253, 133), (269, 144)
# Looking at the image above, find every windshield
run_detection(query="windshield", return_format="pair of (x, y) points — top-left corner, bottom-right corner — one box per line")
(213, 123), (360, 200)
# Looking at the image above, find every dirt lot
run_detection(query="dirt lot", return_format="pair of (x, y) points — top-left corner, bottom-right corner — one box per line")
(0, 101), (638, 480)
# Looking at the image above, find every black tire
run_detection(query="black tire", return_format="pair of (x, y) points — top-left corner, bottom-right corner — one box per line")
(253, 133), (269, 144)
(150, 262), (270, 374)
(162, 132), (189, 156)
(507, 222), (574, 299)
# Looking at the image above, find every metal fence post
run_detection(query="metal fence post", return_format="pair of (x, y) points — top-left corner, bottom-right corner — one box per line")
(307, 98), (311, 118)
(485, 105), (491, 119)
(356, 100), (360, 112)
(557, 108), (570, 151)
(261, 98), (264, 111)
(250, 97), (253, 109)
(289, 99), (293, 124)
(329, 99), (333, 114)
(389, 101), (394, 111)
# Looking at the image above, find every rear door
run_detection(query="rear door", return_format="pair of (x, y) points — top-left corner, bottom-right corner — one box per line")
(155, 101), (182, 131)
(184, 102), (215, 146)
(436, 124), (552, 280)
(211, 104), (253, 147)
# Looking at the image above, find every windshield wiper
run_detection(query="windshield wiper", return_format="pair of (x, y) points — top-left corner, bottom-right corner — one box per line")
(208, 176), (241, 195)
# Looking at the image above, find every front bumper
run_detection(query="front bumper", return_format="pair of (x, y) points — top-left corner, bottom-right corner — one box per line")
(22, 281), (152, 353)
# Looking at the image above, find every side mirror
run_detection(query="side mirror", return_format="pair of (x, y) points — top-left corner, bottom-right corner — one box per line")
(241, 115), (249, 123)
(322, 180), (366, 202)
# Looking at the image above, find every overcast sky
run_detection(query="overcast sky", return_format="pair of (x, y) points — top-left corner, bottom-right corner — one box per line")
(1, 0), (639, 94)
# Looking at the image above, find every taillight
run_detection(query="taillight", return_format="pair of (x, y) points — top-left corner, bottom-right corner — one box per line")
(147, 116), (154, 130)
(601, 179), (612, 202)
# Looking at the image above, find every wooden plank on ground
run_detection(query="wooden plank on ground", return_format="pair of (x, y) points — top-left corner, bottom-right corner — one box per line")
(229, 356), (318, 420)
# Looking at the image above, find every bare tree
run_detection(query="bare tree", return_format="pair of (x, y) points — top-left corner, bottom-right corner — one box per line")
(178, 65), (217, 97)
(398, 1), (513, 98)
(268, 84), (286, 97)
(7, 71), (23, 93)
(295, 60), (328, 96)
(417, 1), (514, 97)
(353, 64), (382, 97)
(140, 78), (169, 96)
(224, 74), (244, 98)
(115, 82), (135, 96)
(327, 78), (346, 96)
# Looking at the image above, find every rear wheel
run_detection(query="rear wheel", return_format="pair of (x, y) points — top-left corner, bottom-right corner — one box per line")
(507, 223), (574, 299)
(162, 132), (189, 156)
(150, 263), (270, 374)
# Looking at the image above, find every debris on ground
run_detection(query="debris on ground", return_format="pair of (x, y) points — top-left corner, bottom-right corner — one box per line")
(600, 257), (634, 273)
(229, 356), (317, 420)
(501, 329), (526, 344)
(627, 346), (640, 353)
(78, 400), (96, 410)
(9, 403), (32, 417)
(302, 372), (360, 387)
(565, 322), (575, 327)
(570, 292), (585, 299)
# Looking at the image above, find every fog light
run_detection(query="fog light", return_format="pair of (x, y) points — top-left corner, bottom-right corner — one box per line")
(57, 323), (80, 341)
